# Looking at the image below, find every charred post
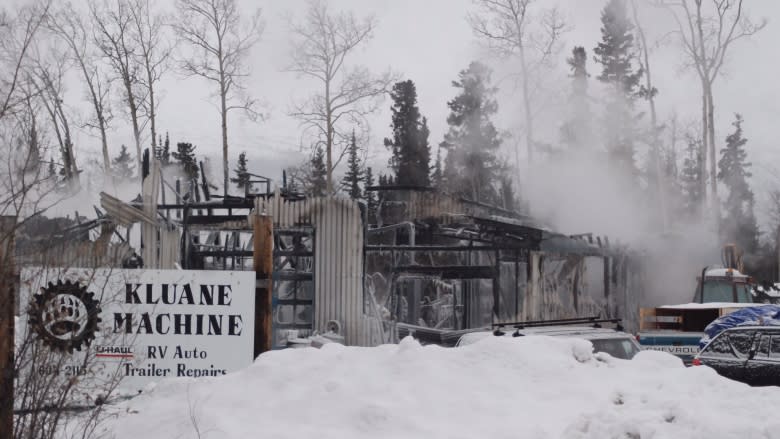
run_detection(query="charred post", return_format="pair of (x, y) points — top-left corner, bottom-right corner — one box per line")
(253, 214), (273, 357)
(0, 216), (16, 439)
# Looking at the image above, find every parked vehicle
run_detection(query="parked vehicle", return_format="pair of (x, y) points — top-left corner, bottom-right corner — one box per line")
(637, 245), (756, 364)
(693, 326), (780, 386)
(398, 316), (640, 360)
(457, 321), (641, 360)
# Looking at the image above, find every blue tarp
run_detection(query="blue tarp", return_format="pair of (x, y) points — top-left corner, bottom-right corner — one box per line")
(700, 305), (780, 348)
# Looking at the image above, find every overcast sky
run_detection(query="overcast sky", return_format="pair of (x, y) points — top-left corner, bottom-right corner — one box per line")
(62, 0), (779, 222)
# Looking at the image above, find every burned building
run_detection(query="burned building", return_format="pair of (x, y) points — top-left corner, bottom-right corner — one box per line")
(362, 187), (642, 345)
(14, 158), (643, 350)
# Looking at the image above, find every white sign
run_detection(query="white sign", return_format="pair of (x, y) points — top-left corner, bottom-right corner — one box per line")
(19, 267), (256, 392)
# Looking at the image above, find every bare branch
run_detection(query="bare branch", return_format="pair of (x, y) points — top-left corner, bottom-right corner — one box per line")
(468, 0), (568, 164)
(287, 0), (398, 193)
(173, 0), (265, 196)
(0, 1), (52, 122)
(90, 0), (147, 169)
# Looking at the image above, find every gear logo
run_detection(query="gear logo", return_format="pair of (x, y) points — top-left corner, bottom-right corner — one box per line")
(28, 280), (102, 352)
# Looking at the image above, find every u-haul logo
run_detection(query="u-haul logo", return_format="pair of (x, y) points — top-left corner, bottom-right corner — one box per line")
(95, 345), (134, 359)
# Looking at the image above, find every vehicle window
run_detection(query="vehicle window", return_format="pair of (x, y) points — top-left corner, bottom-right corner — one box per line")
(735, 284), (753, 303)
(701, 334), (735, 357)
(771, 336), (780, 358)
(701, 281), (734, 302)
(728, 331), (755, 358)
(754, 334), (770, 359)
(590, 338), (640, 360)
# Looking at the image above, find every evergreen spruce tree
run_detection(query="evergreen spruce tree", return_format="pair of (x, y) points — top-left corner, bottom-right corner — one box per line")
(561, 46), (592, 149)
(384, 80), (431, 187)
(431, 147), (444, 188)
(441, 61), (502, 204)
(307, 145), (327, 197)
(680, 138), (704, 218)
(593, 0), (643, 177)
(341, 131), (363, 199)
(718, 114), (759, 253)
(364, 166), (378, 223)
(231, 151), (252, 191)
(112, 144), (135, 180)
(161, 132), (171, 165)
(499, 176), (518, 212)
(172, 141), (199, 180)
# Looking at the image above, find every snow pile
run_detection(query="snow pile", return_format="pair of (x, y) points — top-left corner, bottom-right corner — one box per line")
(98, 336), (780, 439)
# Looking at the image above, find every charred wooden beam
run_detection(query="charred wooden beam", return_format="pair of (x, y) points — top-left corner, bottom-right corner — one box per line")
(184, 214), (250, 225)
(193, 250), (254, 257)
(394, 265), (495, 279)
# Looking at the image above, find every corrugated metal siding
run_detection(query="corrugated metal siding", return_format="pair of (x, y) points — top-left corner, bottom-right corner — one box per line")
(378, 191), (515, 225)
(256, 194), (365, 346)
(17, 241), (133, 268)
(142, 161), (161, 268)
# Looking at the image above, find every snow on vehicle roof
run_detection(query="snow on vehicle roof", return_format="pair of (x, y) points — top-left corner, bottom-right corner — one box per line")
(458, 326), (633, 346)
(100, 335), (780, 439)
(659, 302), (759, 310)
(704, 268), (748, 278)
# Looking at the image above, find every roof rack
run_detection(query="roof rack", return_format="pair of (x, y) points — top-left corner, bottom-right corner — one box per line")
(491, 316), (624, 336)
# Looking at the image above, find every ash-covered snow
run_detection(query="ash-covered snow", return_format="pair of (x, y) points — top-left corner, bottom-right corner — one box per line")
(93, 336), (780, 439)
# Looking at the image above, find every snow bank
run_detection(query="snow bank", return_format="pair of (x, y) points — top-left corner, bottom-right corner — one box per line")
(98, 336), (780, 439)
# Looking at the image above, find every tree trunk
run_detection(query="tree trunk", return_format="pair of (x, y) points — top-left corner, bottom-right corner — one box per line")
(220, 82), (228, 198)
(519, 46), (534, 165)
(700, 87), (709, 209)
(125, 77), (142, 172)
(99, 113), (110, 174)
(55, 97), (78, 185)
(325, 80), (333, 194)
(632, 0), (667, 230)
(706, 82), (720, 225)
(76, 59), (111, 173)
(148, 66), (157, 156)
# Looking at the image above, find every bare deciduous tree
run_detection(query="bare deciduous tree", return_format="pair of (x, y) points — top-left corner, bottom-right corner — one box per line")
(173, 0), (263, 197)
(656, 0), (766, 216)
(630, 0), (667, 230)
(90, 0), (147, 171)
(288, 0), (396, 193)
(47, 3), (114, 173)
(128, 0), (171, 157)
(0, 1), (51, 123)
(468, 0), (567, 165)
(26, 42), (80, 186)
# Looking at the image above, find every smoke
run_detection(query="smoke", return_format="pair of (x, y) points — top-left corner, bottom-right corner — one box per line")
(520, 147), (722, 306)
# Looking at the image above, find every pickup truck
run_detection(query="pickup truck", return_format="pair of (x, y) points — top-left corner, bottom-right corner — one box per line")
(637, 267), (755, 364)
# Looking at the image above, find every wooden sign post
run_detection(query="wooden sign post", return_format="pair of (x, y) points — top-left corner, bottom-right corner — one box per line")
(0, 216), (16, 439)
(253, 214), (273, 357)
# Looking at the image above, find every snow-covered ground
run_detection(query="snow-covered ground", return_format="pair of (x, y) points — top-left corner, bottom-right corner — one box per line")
(95, 336), (780, 439)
